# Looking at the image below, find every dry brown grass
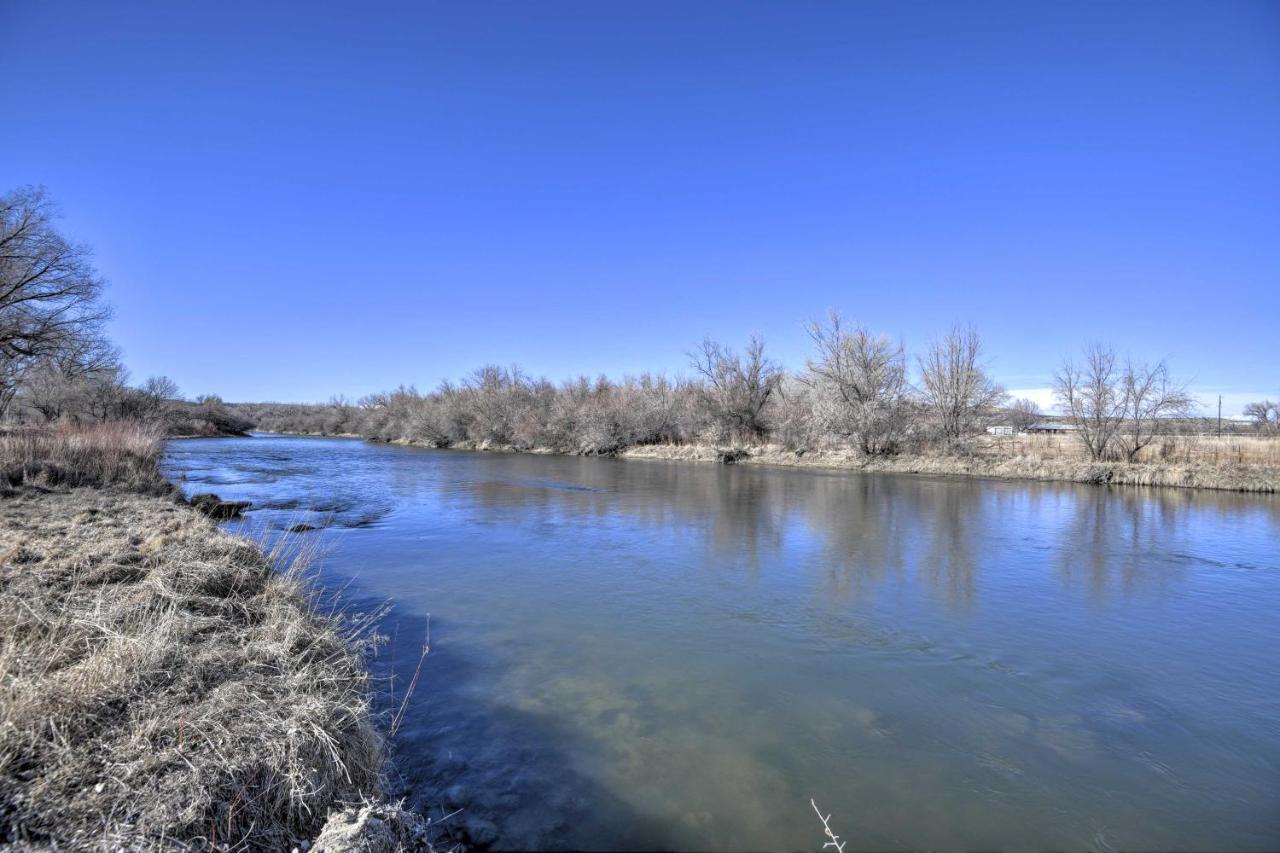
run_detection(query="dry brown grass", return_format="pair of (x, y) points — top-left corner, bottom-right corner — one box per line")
(0, 421), (169, 496)
(0, 487), (389, 850)
(620, 440), (1280, 493)
(976, 433), (1280, 467)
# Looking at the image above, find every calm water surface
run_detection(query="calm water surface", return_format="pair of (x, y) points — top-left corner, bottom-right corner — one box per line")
(163, 435), (1280, 851)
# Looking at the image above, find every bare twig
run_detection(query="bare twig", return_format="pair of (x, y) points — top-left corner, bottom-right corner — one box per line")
(389, 614), (430, 738)
(810, 798), (847, 853)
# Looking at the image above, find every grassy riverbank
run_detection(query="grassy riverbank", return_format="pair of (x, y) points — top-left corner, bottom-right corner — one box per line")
(373, 434), (1280, 494)
(0, 424), (433, 850)
(619, 442), (1280, 493)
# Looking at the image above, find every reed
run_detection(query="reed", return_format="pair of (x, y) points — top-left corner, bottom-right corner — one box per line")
(0, 420), (168, 495)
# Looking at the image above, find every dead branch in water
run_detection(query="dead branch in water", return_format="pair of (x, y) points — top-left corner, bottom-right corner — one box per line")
(391, 614), (431, 738)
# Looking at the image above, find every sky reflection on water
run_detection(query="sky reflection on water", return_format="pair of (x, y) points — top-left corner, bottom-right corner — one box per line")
(164, 435), (1280, 851)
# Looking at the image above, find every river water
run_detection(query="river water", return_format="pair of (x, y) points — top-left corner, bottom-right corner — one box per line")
(163, 434), (1280, 851)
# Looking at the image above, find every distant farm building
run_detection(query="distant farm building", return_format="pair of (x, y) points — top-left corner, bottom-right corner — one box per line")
(1026, 422), (1078, 434)
(986, 425), (1015, 436)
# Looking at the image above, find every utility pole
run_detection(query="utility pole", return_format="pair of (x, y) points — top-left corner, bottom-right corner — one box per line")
(1218, 395), (1223, 438)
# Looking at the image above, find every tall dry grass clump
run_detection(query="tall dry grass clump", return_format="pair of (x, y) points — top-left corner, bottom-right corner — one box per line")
(990, 433), (1280, 467)
(0, 488), (391, 849)
(0, 421), (168, 495)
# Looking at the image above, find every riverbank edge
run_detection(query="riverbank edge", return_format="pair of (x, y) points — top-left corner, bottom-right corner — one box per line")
(0, 482), (435, 850)
(353, 436), (1278, 494)
(619, 443), (1280, 493)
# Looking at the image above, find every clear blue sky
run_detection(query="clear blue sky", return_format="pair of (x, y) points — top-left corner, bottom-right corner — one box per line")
(2, 1), (1277, 412)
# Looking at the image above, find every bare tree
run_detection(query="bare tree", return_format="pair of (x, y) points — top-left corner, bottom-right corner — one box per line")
(1114, 359), (1192, 461)
(689, 335), (782, 441)
(125, 375), (182, 424)
(461, 365), (533, 445)
(324, 394), (356, 435)
(917, 324), (1005, 445)
(1054, 344), (1125, 460)
(1244, 400), (1279, 434)
(624, 373), (683, 444)
(141, 375), (181, 405)
(768, 375), (820, 451)
(44, 331), (120, 380)
(0, 359), (20, 417)
(358, 385), (429, 443)
(803, 311), (910, 454)
(82, 366), (131, 421)
(1055, 344), (1191, 461)
(189, 394), (252, 435)
(21, 350), (126, 423)
(1, 187), (110, 416)
(1008, 397), (1041, 433)
(21, 360), (81, 421)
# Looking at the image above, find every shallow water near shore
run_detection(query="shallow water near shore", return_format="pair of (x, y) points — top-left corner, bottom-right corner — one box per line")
(164, 434), (1280, 851)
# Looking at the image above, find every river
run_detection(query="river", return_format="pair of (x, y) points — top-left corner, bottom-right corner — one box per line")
(163, 434), (1280, 851)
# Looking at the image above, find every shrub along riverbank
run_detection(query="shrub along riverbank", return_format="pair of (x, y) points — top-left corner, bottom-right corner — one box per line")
(0, 423), (435, 850)
(227, 331), (1279, 495)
